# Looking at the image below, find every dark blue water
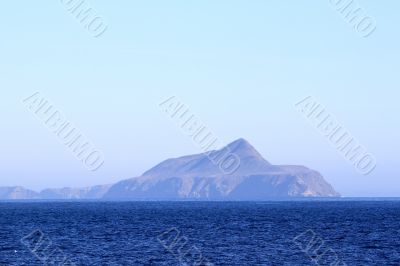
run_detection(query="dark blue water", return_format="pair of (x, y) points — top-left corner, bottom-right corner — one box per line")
(1, 201), (400, 265)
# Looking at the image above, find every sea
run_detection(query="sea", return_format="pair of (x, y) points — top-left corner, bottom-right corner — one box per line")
(0, 200), (400, 265)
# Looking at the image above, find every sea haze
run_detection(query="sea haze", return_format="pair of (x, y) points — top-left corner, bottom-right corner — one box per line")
(1, 201), (399, 265)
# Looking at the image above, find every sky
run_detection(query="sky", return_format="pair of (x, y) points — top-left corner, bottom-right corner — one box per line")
(0, 1), (399, 196)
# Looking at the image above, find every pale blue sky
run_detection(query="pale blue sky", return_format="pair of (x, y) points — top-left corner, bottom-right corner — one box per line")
(0, 1), (399, 196)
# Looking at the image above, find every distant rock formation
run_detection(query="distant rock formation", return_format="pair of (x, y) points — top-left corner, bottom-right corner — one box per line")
(0, 186), (39, 200)
(39, 185), (111, 199)
(0, 185), (111, 200)
(104, 139), (340, 200)
(0, 139), (340, 200)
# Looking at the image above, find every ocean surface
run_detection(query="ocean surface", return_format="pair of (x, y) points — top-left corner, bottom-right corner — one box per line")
(0, 201), (400, 265)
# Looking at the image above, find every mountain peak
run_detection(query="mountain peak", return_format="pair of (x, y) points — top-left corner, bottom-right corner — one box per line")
(224, 138), (270, 164)
(226, 138), (250, 147)
(226, 138), (255, 152)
